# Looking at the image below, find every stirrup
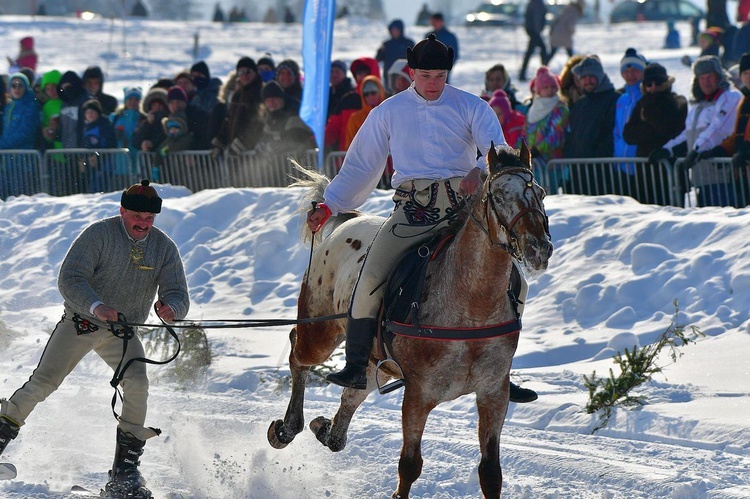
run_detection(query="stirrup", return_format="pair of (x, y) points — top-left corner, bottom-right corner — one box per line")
(376, 358), (405, 395)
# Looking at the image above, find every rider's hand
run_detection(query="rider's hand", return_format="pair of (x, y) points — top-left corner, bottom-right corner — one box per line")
(306, 203), (332, 233)
(155, 300), (176, 322)
(459, 167), (482, 196)
(94, 304), (120, 323)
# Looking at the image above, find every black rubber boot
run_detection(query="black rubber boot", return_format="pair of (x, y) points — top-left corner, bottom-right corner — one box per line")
(509, 382), (538, 403)
(102, 429), (152, 499)
(0, 416), (19, 457)
(326, 317), (377, 390)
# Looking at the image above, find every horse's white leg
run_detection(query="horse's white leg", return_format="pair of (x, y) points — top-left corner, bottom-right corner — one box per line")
(392, 389), (435, 499)
(475, 379), (510, 499)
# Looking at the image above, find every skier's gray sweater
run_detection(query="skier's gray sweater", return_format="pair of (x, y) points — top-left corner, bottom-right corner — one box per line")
(58, 215), (190, 326)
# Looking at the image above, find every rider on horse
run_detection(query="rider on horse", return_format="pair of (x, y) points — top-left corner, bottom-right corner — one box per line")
(307, 34), (537, 403)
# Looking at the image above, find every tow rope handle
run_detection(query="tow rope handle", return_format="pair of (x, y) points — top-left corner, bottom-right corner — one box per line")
(108, 306), (182, 424)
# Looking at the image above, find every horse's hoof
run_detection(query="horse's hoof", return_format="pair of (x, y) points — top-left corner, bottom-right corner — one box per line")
(267, 419), (294, 449)
(309, 416), (331, 447)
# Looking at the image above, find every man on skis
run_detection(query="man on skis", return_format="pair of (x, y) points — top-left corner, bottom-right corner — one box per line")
(0, 180), (189, 498)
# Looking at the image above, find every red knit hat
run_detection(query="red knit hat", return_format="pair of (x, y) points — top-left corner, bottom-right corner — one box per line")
(488, 89), (511, 116)
(530, 66), (560, 94)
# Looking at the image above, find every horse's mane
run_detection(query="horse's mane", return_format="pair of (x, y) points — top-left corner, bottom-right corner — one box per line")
(439, 145), (527, 239)
(288, 160), (361, 243)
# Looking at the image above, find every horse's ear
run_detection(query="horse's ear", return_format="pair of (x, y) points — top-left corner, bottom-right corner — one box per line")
(519, 138), (532, 169)
(487, 140), (500, 174)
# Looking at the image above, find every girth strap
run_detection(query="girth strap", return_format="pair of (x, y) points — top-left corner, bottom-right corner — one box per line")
(385, 317), (522, 341)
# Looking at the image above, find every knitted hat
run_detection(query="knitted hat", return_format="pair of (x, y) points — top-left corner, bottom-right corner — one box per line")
(121, 179), (162, 214)
(124, 86), (143, 101)
(82, 98), (102, 115)
(167, 85), (188, 102)
(331, 59), (348, 73)
(620, 47), (647, 73)
(190, 60), (210, 78)
(572, 56), (605, 81)
(407, 34), (454, 71)
(642, 63), (669, 86)
(237, 56), (257, 72)
(258, 55), (275, 69)
(362, 79), (380, 95)
(276, 59), (300, 78)
(161, 115), (188, 134)
(740, 53), (750, 73)
(388, 58), (411, 81)
(261, 80), (286, 100)
(488, 89), (511, 116)
(693, 55), (723, 76)
(530, 66), (560, 93)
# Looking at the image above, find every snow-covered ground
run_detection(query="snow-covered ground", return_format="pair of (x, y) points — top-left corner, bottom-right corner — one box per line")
(1, 14), (749, 499)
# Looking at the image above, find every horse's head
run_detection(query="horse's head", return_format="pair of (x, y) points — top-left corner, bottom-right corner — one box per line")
(476, 140), (553, 272)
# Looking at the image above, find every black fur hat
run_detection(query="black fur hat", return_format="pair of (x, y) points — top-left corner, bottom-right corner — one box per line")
(406, 34), (454, 71)
(121, 179), (162, 214)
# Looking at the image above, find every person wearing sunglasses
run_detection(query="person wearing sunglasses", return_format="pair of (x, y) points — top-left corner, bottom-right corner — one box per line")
(344, 75), (386, 150)
(0, 73), (39, 151)
(0, 179), (189, 499)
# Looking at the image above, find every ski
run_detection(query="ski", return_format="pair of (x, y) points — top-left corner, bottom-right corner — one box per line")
(70, 485), (100, 497)
(0, 462), (17, 480)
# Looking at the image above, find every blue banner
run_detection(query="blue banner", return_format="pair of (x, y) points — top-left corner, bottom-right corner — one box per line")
(300, 0), (336, 170)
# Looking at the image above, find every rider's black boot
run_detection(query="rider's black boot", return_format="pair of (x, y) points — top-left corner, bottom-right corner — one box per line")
(326, 317), (377, 390)
(0, 416), (19, 457)
(102, 429), (152, 499)
(509, 382), (538, 403)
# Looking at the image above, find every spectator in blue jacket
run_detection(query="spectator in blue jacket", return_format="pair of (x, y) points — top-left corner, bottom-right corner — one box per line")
(375, 19), (415, 92)
(0, 73), (41, 198)
(614, 48), (647, 161)
(0, 73), (40, 150)
(81, 98), (118, 193)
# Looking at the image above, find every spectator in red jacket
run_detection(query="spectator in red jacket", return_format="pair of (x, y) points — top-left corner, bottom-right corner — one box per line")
(489, 89), (526, 147)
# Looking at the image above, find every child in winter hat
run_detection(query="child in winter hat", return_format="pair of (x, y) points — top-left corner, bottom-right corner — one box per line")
(123, 86), (143, 101)
(257, 55), (276, 83)
(530, 66), (560, 94)
(620, 48), (647, 73)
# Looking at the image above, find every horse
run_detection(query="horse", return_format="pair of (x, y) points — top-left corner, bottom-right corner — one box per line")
(268, 143), (553, 498)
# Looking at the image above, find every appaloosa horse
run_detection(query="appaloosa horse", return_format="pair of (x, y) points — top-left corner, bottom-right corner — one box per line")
(268, 143), (553, 498)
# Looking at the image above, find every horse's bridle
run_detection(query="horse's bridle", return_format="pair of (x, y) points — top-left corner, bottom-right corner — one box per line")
(470, 167), (550, 261)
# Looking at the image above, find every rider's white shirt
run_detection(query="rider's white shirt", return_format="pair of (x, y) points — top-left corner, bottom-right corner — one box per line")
(323, 84), (507, 215)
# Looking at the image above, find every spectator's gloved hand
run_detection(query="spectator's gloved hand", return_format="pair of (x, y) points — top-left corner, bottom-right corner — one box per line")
(228, 137), (247, 156)
(683, 149), (700, 169)
(648, 147), (671, 165)
(210, 138), (224, 161)
(732, 151), (749, 170)
(680, 54), (692, 67)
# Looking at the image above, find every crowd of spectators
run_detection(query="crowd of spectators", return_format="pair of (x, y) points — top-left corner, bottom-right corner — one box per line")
(4, 13), (750, 208)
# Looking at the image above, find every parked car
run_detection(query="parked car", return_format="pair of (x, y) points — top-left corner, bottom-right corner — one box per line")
(464, 1), (521, 27)
(609, 0), (704, 23)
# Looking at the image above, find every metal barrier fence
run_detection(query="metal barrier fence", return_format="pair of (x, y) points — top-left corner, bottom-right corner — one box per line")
(44, 148), (135, 197)
(543, 157), (679, 206)
(2, 150), (749, 209)
(0, 150), (44, 199)
(137, 149), (320, 190)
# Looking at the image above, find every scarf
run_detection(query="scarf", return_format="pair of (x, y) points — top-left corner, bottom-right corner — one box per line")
(527, 95), (560, 124)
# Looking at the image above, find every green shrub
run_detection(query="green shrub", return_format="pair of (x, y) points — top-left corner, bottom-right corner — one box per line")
(584, 301), (703, 433)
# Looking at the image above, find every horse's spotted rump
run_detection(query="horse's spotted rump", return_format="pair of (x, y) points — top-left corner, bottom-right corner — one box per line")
(350, 239), (362, 251)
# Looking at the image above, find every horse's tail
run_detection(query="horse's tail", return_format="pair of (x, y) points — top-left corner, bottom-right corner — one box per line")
(289, 160), (358, 243)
